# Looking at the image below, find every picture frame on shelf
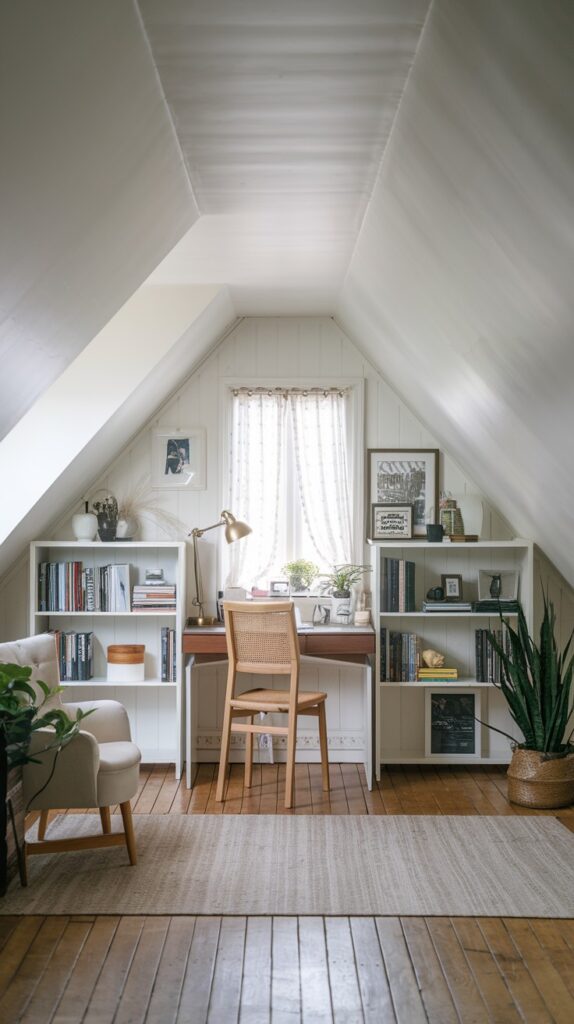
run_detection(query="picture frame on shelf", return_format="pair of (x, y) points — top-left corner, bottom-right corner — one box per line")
(440, 573), (463, 601)
(269, 579), (289, 597)
(477, 569), (519, 602)
(367, 448), (439, 539)
(151, 427), (206, 490)
(424, 689), (482, 758)
(371, 503), (414, 541)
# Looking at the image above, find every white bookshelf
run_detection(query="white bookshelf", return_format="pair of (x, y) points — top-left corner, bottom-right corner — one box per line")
(369, 539), (534, 773)
(29, 540), (186, 775)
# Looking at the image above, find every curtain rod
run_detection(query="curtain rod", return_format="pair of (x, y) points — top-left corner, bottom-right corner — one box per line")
(231, 386), (350, 398)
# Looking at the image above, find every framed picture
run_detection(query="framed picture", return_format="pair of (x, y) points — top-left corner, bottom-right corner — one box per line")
(425, 689), (482, 759)
(269, 579), (289, 597)
(367, 449), (439, 539)
(477, 569), (519, 602)
(441, 573), (463, 601)
(151, 427), (206, 490)
(371, 504), (414, 540)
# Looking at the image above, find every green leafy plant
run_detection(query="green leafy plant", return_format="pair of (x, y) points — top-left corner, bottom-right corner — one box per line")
(485, 597), (574, 755)
(282, 559), (319, 591)
(319, 563), (372, 597)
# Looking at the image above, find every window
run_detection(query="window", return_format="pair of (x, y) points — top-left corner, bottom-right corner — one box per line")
(226, 386), (358, 590)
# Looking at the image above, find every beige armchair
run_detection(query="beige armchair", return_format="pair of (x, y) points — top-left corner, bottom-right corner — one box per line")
(0, 633), (141, 876)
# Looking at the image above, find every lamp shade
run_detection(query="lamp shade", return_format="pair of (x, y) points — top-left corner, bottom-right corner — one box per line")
(221, 510), (252, 544)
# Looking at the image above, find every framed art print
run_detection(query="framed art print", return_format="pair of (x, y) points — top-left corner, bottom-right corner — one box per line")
(151, 427), (206, 490)
(367, 449), (439, 538)
(372, 503), (414, 540)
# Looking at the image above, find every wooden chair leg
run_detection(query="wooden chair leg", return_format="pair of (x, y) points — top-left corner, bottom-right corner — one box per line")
(318, 702), (330, 792)
(285, 712), (297, 809)
(216, 701), (233, 802)
(99, 806), (111, 834)
(37, 810), (50, 841)
(244, 716), (254, 789)
(119, 801), (137, 866)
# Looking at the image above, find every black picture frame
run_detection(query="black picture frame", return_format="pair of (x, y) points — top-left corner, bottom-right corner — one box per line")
(367, 449), (439, 539)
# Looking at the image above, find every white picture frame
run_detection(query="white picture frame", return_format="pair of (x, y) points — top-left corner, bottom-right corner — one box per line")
(371, 503), (414, 540)
(424, 688), (482, 760)
(477, 569), (519, 602)
(151, 427), (206, 490)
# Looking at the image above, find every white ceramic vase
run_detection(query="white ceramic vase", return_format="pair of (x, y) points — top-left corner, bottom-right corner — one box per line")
(72, 512), (98, 541)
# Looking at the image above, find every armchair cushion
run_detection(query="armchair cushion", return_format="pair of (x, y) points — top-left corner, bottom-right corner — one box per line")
(63, 699), (132, 743)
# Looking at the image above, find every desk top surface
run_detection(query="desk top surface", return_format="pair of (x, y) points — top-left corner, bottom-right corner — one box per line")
(184, 623), (375, 635)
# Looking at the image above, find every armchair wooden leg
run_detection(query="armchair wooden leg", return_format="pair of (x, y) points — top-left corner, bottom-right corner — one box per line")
(245, 716), (254, 789)
(99, 807), (111, 834)
(318, 702), (330, 792)
(119, 802), (137, 866)
(37, 810), (51, 841)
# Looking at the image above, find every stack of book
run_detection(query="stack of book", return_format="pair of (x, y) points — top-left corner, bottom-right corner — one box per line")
(38, 561), (83, 612)
(132, 581), (176, 611)
(84, 564), (131, 612)
(475, 626), (511, 683)
(160, 626), (177, 681)
(380, 627), (420, 682)
(380, 556), (416, 612)
(418, 666), (458, 683)
(473, 599), (520, 614)
(422, 599), (472, 613)
(51, 629), (94, 681)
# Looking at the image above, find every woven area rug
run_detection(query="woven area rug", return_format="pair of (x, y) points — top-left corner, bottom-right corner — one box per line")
(2, 814), (574, 917)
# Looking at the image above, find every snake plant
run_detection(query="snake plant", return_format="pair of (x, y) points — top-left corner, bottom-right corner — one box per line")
(486, 596), (574, 755)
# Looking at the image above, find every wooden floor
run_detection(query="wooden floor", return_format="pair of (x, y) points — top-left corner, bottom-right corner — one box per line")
(1, 762), (574, 1023)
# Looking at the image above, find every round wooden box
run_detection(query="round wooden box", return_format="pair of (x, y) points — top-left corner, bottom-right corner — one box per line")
(107, 644), (145, 682)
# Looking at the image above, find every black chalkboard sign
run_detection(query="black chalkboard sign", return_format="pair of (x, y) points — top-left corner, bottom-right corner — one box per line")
(429, 692), (477, 755)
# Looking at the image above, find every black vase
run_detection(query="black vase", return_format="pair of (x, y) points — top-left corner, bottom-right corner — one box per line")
(97, 515), (118, 542)
(426, 524), (444, 543)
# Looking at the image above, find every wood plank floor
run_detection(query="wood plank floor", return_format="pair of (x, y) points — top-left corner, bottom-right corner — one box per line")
(2, 762), (573, 1023)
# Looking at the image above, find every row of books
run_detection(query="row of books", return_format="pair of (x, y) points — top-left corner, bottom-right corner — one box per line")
(380, 556), (416, 613)
(132, 584), (177, 612)
(161, 627), (177, 682)
(51, 629), (94, 681)
(380, 627), (420, 682)
(475, 627), (512, 683)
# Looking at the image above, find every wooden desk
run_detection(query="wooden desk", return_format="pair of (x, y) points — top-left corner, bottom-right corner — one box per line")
(183, 624), (376, 790)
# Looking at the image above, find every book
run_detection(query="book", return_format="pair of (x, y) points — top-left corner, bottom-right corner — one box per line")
(422, 600), (472, 612)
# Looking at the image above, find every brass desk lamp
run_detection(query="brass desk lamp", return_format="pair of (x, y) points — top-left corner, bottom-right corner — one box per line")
(187, 510), (251, 626)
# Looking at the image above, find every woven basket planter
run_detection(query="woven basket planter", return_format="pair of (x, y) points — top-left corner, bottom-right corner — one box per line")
(507, 748), (574, 808)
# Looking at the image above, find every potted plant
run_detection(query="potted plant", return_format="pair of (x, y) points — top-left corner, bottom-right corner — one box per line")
(0, 662), (88, 894)
(282, 559), (319, 593)
(485, 597), (574, 808)
(91, 493), (119, 541)
(319, 564), (372, 624)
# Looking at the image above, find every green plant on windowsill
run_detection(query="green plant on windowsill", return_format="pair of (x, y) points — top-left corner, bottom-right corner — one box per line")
(319, 563), (372, 598)
(0, 663), (90, 894)
(282, 560), (319, 593)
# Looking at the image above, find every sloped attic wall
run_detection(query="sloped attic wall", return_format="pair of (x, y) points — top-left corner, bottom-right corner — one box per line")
(338, 0), (574, 591)
(0, 0), (198, 440)
(1, 316), (511, 643)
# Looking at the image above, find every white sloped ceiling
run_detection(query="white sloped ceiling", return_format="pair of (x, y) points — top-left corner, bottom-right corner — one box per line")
(0, 0), (198, 440)
(338, 0), (574, 587)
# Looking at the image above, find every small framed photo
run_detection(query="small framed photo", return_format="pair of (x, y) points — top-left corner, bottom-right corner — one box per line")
(151, 427), (206, 490)
(367, 448), (439, 539)
(441, 574), (463, 601)
(477, 569), (519, 602)
(269, 579), (289, 597)
(371, 504), (414, 540)
(425, 689), (482, 759)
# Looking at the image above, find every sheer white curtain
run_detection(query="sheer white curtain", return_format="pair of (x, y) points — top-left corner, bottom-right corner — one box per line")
(227, 390), (286, 587)
(290, 391), (353, 566)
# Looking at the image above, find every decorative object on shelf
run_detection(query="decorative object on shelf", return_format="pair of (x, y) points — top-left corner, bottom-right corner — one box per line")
(320, 563), (372, 625)
(151, 427), (206, 490)
(367, 449), (439, 539)
(107, 644), (145, 683)
(451, 493), (484, 539)
(477, 569), (519, 603)
(281, 559), (319, 593)
(187, 510), (251, 626)
(72, 501), (98, 542)
(439, 493), (464, 538)
(269, 580), (289, 597)
(354, 590), (370, 626)
(91, 493), (119, 542)
(425, 690), (481, 757)
(484, 597), (574, 808)
(422, 649), (445, 668)
(426, 586), (444, 601)
(313, 603), (331, 625)
(0, 661), (89, 895)
(112, 475), (188, 539)
(371, 503), (413, 541)
(440, 574), (463, 601)
(425, 523), (444, 542)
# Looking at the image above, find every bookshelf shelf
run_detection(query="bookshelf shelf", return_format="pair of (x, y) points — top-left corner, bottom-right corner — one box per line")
(29, 540), (186, 777)
(369, 537), (534, 773)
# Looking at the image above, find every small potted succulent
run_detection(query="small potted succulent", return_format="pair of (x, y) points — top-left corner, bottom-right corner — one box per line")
(282, 559), (319, 593)
(319, 564), (372, 624)
(92, 493), (119, 542)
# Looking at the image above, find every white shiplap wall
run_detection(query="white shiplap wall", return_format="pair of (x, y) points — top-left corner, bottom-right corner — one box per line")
(2, 316), (570, 761)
